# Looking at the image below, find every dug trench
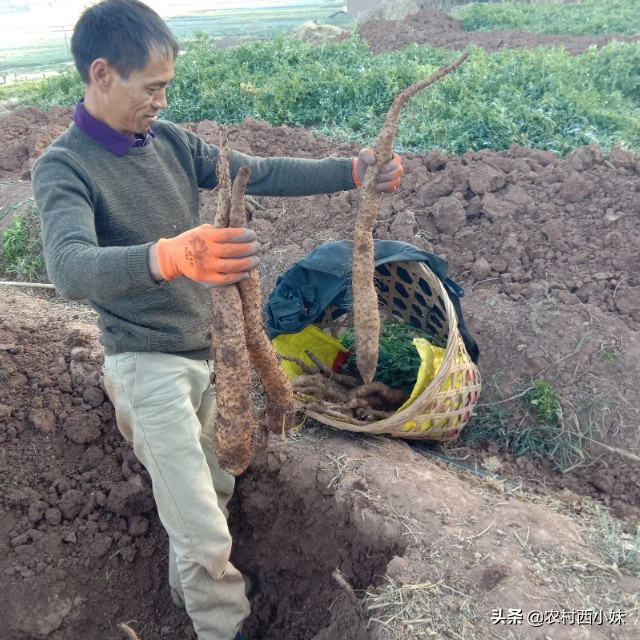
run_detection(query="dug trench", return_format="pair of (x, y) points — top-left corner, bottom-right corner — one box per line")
(0, 294), (408, 640)
(0, 291), (391, 640)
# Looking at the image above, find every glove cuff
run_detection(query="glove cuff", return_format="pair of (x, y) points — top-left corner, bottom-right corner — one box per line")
(351, 157), (362, 187)
(155, 238), (176, 281)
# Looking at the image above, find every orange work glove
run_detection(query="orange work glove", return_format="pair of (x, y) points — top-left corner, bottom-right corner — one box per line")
(352, 148), (404, 192)
(156, 224), (259, 285)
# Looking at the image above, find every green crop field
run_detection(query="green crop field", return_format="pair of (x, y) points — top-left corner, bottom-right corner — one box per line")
(0, 1), (345, 79)
(454, 0), (640, 36)
(0, 37), (73, 79)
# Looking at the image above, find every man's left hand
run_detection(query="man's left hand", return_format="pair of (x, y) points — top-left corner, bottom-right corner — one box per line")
(352, 148), (404, 193)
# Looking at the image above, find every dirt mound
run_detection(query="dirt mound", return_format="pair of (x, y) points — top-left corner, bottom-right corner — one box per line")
(358, 0), (431, 22)
(359, 9), (640, 54)
(292, 22), (349, 45)
(0, 106), (71, 178)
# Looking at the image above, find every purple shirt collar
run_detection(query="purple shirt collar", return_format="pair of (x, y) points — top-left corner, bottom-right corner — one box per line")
(73, 99), (154, 157)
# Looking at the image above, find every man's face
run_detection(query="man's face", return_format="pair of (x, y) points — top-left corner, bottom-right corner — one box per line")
(105, 48), (175, 135)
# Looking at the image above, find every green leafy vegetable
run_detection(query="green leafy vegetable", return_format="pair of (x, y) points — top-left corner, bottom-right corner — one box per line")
(338, 320), (445, 393)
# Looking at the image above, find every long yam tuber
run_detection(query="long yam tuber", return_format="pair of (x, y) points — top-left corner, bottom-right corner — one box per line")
(229, 165), (295, 435)
(209, 130), (255, 476)
(352, 52), (469, 384)
(208, 128), (297, 475)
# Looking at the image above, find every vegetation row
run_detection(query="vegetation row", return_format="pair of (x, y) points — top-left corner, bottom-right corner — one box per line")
(454, 0), (640, 37)
(2, 34), (639, 157)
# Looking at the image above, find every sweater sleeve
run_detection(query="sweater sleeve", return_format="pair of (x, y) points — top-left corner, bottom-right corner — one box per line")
(176, 124), (356, 196)
(32, 149), (156, 301)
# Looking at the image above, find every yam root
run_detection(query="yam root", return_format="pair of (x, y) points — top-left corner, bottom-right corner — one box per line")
(291, 350), (407, 422)
(210, 286), (254, 475)
(209, 131), (254, 476)
(352, 381), (409, 405)
(118, 623), (141, 640)
(353, 407), (394, 421)
(304, 401), (382, 425)
(303, 350), (360, 387)
(214, 128), (232, 227)
(282, 354), (318, 375)
(292, 373), (350, 404)
(352, 53), (469, 384)
(229, 166), (295, 436)
(303, 401), (353, 420)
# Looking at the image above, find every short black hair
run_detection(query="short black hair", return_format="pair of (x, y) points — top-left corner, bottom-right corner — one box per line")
(71, 0), (179, 83)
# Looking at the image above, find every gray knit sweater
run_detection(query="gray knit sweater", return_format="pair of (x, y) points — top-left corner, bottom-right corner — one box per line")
(32, 119), (355, 359)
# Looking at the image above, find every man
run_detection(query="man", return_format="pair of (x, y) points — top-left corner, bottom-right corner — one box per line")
(31, 1), (404, 638)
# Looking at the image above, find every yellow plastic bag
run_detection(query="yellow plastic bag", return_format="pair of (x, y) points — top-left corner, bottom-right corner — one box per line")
(398, 338), (445, 412)
(400, 342), (468, 434)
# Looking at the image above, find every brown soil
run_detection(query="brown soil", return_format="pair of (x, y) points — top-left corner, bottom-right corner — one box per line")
(359, 9), (640, 54)
(1, 10), (639, 640)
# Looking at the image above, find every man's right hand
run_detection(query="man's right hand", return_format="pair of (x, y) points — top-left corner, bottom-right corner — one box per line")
(153, 224), (260, 286)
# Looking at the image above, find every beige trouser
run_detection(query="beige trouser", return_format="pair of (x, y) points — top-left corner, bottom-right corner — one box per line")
(102, 352), (250, 640)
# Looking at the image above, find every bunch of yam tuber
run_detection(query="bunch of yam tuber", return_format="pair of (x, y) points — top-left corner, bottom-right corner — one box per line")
(284, 350), (410, 424)
(209, 129), (295, 476)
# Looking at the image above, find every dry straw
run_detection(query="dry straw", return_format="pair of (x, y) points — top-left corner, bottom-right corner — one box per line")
(298, 260), (481, 441)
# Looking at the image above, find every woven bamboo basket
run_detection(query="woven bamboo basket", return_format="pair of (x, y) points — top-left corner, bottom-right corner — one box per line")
(296, 260), (481, 441)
